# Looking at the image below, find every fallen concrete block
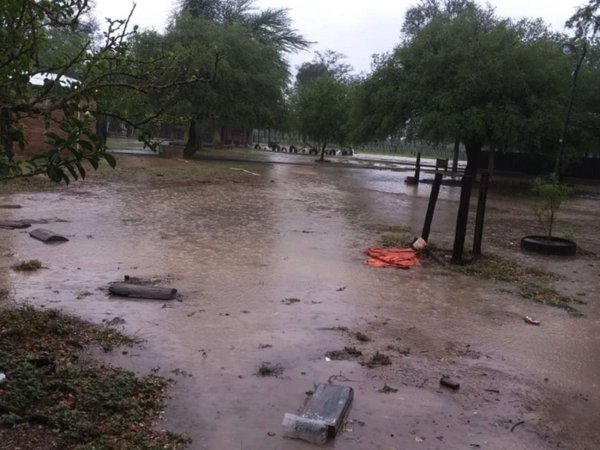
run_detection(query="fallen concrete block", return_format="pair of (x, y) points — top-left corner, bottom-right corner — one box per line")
(282, 383), (353, 445)
(29, 228), (68, 242)
(109, 282), (177, 300)
(0, 220), (31, 229)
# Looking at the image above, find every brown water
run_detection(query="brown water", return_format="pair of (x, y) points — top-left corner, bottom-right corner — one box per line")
(1, 155), (599, 449)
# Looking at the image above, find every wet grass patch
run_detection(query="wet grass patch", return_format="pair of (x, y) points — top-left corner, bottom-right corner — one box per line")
(86, 155), (248, 187)
(109, 163), (238, 183)
(362, 352), (391, 368)
(378, 384), (398, 394)
(11, 259), (42, 272)
(354, 331), (371, 342)
(256, 362), (283, 377)
(325, 347), (363, 360)
(374, 224), (414, 248)
(378, 232), (413, 248)
(0, 175), (58, 194)
(519, 285), (585, 316)
(453, 255), (584, 315)
(0, 305), (189, 449)
(423, 251), (581, 314)
(456, 254), (556, 283)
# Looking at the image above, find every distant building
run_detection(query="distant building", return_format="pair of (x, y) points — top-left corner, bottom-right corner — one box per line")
(18, 73), (92, 155)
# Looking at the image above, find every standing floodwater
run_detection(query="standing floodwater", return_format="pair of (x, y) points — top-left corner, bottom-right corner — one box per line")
(1, 154), (599, 449)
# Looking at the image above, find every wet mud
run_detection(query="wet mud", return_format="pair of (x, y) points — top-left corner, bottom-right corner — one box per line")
(1, 153), (599, 449)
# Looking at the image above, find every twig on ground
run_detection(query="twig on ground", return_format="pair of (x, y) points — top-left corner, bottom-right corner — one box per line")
(511, 420), (525, 432)
(229, 167), (260, 176)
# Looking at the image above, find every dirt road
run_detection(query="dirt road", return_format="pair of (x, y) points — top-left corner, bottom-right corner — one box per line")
(1, 153), (599, 449)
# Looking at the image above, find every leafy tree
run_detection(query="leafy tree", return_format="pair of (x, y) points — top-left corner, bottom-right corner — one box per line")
(180, 0), (309, 53)
(401, 0), (494, 39)
(566, 0), (600, 39)
(352, 3), (577, 262)
(158, 13), (291, 157)
(348, 54), (408, 144)
(293, 75), (351, 161)
(290, 51), (354, 159)
(554, 0), (600, 175)
(406, 13), (567, 261)
(0, 0), (203, 183)
(37, 14), (102, 73)
(165, 0), (308, 157)
(295, 50), (353, 90)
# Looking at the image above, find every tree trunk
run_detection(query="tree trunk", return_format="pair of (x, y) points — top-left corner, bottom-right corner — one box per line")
(452, 137), (459, 172)
(472, 172), (490, 258)
(183, 119), (200, 159)
(319, 142), (327, 161)
(451, 139), (482, 264)
(463, 139), (481, 178)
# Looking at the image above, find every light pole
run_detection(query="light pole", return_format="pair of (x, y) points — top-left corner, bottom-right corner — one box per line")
(555, 41), (587, 181)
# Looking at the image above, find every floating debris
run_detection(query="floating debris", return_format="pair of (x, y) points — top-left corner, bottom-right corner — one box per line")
(440, 376), (460, 390)
(524, 316), (541, 325)
(282, 383), (353, 445)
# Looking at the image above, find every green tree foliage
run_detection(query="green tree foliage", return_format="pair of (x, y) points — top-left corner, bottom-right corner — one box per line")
(560, 0), (600, 164)
(348, 54), (408, 144)
(0, 0), (202, 183)
(395, 10), (571, 174)
(295, 50), (353, 90)
(349, 1), (589, 262)
(293, 75), (351, 161)
(180, 0), (309, 53)
(159, 0), (308, 157)
(401, 0), (494, 38)
(566, 0), (600, 39)
(37, 15), (101, 73)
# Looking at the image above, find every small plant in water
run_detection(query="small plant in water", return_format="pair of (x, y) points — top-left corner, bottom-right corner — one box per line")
(354, 331), (371, 342)
(363, 351), (391, 368)
(378, 384), (399, 393)
(531, 175), (571, 237)
(257, 362), (283, 377)
(12, 259), (42, 271)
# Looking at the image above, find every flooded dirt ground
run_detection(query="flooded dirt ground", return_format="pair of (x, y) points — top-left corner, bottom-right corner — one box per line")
(1, 152), (599, 449)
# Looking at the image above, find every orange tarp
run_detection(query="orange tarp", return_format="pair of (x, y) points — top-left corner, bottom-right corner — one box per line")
(363, 247), (420, 268)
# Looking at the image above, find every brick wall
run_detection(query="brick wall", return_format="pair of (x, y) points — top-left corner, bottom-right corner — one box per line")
(18, 109), (97, 157)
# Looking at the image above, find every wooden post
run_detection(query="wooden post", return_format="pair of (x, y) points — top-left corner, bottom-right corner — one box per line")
(414, 152), (421, 183)
(451, 175), (474, 264)
(472, 172), (490, 258)
(421, 172), (443, 242)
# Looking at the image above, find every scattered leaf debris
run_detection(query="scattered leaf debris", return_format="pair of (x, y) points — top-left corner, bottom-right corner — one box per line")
(363, 352), (391, 368)
(256, 362), (283, 377)
(11, 259), (42, 272)
(378, 384), (399, 394)
(281, 298), (301, 305)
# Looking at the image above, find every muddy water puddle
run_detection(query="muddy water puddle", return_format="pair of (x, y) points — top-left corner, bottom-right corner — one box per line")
(1, 157), (599, 449)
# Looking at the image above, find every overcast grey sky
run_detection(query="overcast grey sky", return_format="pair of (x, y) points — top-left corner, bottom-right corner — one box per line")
(94, 0), (586, 73)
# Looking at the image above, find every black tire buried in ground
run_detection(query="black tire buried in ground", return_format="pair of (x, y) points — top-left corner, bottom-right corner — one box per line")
(521, 235), (577, 256)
